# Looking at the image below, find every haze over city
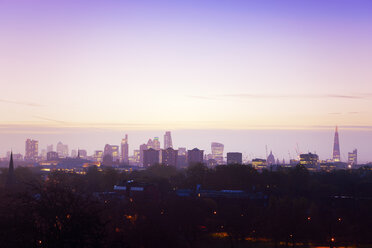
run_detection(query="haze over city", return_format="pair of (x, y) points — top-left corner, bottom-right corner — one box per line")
(1, 0), (372, 162)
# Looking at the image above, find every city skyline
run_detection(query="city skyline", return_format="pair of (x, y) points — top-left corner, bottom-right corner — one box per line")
(1, 127), (369, 164)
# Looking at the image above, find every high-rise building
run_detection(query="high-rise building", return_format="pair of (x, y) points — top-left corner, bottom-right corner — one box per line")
(143, 148), (160, 167)
(187, 148), (204, 165)
(133, 150), (140, 164)
(47, 151), (59, 161)
(348, 149), (357, 167)
(227, 152), (242, 164)
(147, 139), (153, 149)
(178, 147), (187, 156)
(161, 148), (178, 166)
(333, 126), (341, 162)
(94, 150), (103, 162)
(121, 134), (129, 164)
(71, 149), (77, 158)
(153, 137), (160, 150)
(78, 149), (87, 159)
(139, 143), (148, 166)
(300, 153), (319, 171)
(56, 142), (69, 158)
(25, 139), (38, 161)
(164, 131), (173, 149)
(104, 144), (119, 162)
(47, 144), (53, 153)
(211, 142), (224, 164)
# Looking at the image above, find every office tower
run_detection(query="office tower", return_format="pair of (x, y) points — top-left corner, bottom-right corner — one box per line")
(153, 137), (161, 150)
(71, 149), (77, 158)
(178, 147), (187, 156)
(40, 149), (47, 160)
(252, 159), (267, 170)
(333, 126), (341, 162)
(121, 134), (129, 164)
(5, 152), (15, 187)
(47, 151), (59, 161)
(348, 149), (357, 167)
(104, 144), (119, 162)
(111, 146), (120, 162)
(78, 149), (87, 159)
(94, 150), (103, 162)
(139, 143), (148, 166)
(56, 142), (69, 158)
(211, 142), (224, 164)
(161, 148), (178, 166)
(133, 150), (140, 164)
(300, 153), (319, 171)
(227, 152), (242, 164)
(143, 148), (160, 167)
(25, 139), (38, 161)
(267, 151), (275, 165)
(47, 144), (53, 152)
(187, 148), (204, 165)
(164, 131), (173, 149)
(147, 139), (154, 149)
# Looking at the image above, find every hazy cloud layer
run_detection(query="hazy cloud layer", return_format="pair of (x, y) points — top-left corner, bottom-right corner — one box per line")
(0, 99), (43, 107)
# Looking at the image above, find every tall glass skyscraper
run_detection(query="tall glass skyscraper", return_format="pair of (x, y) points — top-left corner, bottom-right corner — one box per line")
(211, 142), (224, 164)
(333, 126), (341, 162)
(164, 131), (173, 149)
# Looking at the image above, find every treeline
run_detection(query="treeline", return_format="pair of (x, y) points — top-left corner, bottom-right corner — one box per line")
(0, 164), (372, 248)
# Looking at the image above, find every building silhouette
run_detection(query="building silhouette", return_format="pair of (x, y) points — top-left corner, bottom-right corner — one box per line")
(139, 143), (148, 166)
(227, 152), (242, 164)
(164, 131), (173, 149)
(56, 142), (69, 158)
(187, 148), (204, 165)
(121, 134), (129, 164)
(252, 158), (267, 170)
(78, 149), (87, 159)
(300, 153), (319, 171)
(25, 139), (38, 161)
(143, 148), (159, 167)
(348, 149), (357, 167)
(47, 151), (59, 161)
(153, 137), (161, 150)
(5, 152), (15, 187)
(94, 150), (103, 162)
(267, 151), (276, 165)
(211, 142), (224, 164)
(161, 148), (178, 166)
(333, 126), (341, 162)
(104, 144), (119, 162)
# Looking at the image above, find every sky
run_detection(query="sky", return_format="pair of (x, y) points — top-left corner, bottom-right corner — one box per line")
(1, 0), (372, 162)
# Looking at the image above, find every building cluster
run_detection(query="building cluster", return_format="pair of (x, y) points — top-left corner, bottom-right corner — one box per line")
(1, 127), (363, 172)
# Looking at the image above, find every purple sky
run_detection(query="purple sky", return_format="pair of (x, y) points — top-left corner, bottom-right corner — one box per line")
(1, 0), (372, 161)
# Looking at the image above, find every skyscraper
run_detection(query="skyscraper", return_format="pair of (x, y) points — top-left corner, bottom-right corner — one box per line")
(25, 139), (38, 161)
(348, 149), (357, 167)
(139, 143), (148, 166)
(161, 148), (178, 166)
(187, 148), (204, 165)
(121, 134), (129, 164)
(332, 126), (341, 162)
(56, 142), (69, 158)
(153, 137), (161, 150)
(211, 142), (224, 164)
(104, 144), (119, 162)
(227, 152), (242, 165)
(143, 148), (160, 167)
(164, 131), (173, 149)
